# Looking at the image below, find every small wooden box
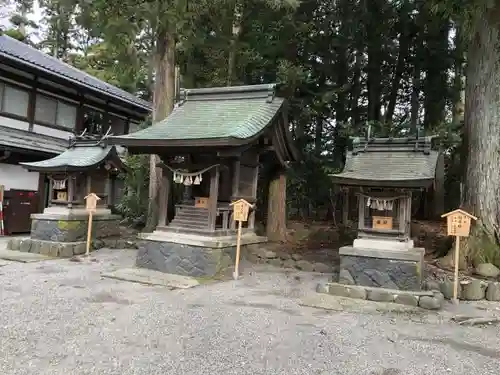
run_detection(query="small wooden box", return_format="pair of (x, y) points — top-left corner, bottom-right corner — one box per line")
(195, 197), (209, 208)
(372, 216), (393, 230)
(56, 191), (68, 201)
(446, 213), (472, 237)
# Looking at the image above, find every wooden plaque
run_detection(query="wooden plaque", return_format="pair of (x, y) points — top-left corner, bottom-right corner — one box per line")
(372, 216), (393, 230)
(56, 191), (68, 201)
(84, 193), (101, 212)
(441, 209), (476, 237)
(446, 214), (471, 237)
(233, 202), (250, 222)
(195, 197), (209, 209)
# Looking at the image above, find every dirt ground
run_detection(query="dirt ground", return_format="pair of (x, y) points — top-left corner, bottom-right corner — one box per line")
(1, 246), (500, 375)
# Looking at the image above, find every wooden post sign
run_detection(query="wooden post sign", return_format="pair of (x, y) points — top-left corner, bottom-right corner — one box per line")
(441, 209), (478, 304)
(84, 193), (100, 256)
(230, 199), (254, 280)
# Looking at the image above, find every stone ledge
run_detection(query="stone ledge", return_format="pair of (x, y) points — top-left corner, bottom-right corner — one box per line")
(339, 246), (425, 261)
(7, 237), (137, 257)
(8, 238), (87, 257)
(316, 282), (444, 310)
(427, 279), (500, 302)
(141, 231), (267, 249)
(31, 213), (122, 221)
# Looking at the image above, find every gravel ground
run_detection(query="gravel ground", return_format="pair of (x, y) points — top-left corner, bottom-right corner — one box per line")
(0, 248), (500, 375)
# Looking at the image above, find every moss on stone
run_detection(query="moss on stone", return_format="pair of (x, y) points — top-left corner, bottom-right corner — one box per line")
(57, 220), (82, 230)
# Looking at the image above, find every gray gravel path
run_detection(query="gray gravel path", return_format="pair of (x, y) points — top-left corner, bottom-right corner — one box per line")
(0, 248), (500, 375)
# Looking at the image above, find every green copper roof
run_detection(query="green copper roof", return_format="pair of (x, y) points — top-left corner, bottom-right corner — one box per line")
(111, 84), (284, 145)
(330, 137), (440, 188)
(20, 142), (124, 172)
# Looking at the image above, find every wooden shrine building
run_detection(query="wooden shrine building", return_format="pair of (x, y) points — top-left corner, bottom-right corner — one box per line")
(109, 84), (298, 277)
(7, 133), (126, 258)
(330, 135), (444, 291)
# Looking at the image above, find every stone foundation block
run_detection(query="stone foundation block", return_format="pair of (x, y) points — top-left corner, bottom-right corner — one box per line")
(338, 246), (425, 291)
(8, 238), (89, 257)
(30, 216), (120, 242)
(327, 283), (367, 299)
(461, 279), (488, 300)
(367, 288), (395, 303)
(317, 282), (441, 310)
(486, 282), (500, 301)
(136, 240), (239, 278)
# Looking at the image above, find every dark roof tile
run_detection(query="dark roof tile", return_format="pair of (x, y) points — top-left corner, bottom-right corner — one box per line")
(0, 35), (151, 111)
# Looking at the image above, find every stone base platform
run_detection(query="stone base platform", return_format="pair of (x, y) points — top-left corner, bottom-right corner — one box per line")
(30, 213), (121, 242)
(136, 231), (268, 278)
(316, 282), (445, 310)
(338, 246), (425, 291)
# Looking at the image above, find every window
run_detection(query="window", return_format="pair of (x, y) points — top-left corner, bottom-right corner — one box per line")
(0, 83), (29, 117)
(35, 95), (57, 124)
(56, 101), (77, 129)
(34, 93), (77, 129)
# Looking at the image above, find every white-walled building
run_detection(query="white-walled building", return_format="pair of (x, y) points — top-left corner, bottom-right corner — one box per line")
(0, 34), (151, 233)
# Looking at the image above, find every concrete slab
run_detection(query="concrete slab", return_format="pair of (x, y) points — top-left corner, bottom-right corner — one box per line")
(300, 293), (423, 314)
(101, 267), (200, 289)
(0, 249), (51, 263)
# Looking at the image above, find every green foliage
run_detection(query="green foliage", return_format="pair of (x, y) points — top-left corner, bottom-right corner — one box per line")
(116, 154), (150, 225)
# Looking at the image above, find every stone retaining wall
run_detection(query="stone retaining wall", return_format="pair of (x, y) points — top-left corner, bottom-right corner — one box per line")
(338, 246), (425, 291)
(31, 216), (120, 242)
(136, 240), (237, 278)
(317, 282), (445, 310)
(7, 236), (137, 258)
(427, 279), (500, 302)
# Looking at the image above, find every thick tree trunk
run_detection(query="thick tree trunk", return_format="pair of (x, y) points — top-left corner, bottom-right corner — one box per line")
(441, 9), (500, 268)
(385, 6), (410, 124)
(227, 1), (242, 86)
(145, 31), (176, 232)
(266, 169), (287, 242)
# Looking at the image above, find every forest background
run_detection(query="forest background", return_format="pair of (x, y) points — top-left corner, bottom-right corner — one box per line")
(1, 0), (498, 269)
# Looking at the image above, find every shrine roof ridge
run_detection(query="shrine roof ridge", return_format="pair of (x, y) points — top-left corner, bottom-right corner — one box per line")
(107, 83), (298, 167)
(330, 134), (442, 188)
(350, 135), (437, 155)
(178, 83), (277, 103)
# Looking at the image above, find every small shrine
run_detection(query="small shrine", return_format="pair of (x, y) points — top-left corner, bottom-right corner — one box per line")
(7, 132), (125, 257)
(331, 135), (444, 291)
(110, 83), (298, 277)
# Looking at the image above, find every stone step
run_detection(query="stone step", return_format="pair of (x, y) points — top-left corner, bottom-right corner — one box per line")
(170, 218), (209, 227)
(168, 220), (209, 230)
(175, 211), (209, 220)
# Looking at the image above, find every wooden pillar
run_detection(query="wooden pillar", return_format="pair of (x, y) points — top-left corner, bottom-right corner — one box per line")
(230, 160), (241, 230)
(86, 174), (92, 195)
(358, 194), (365, 231)
(157, 173), (169, 227)
(37, 173), (47, 213)
(67, 175), (74, 208)
(342, 188), (349, 223)
(248, 165), (259, 230)
(104, 175), (112, 207)
(208, 165), (220, 231)
(406, 194), (412, 238)
(47, 177), (54, 207)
